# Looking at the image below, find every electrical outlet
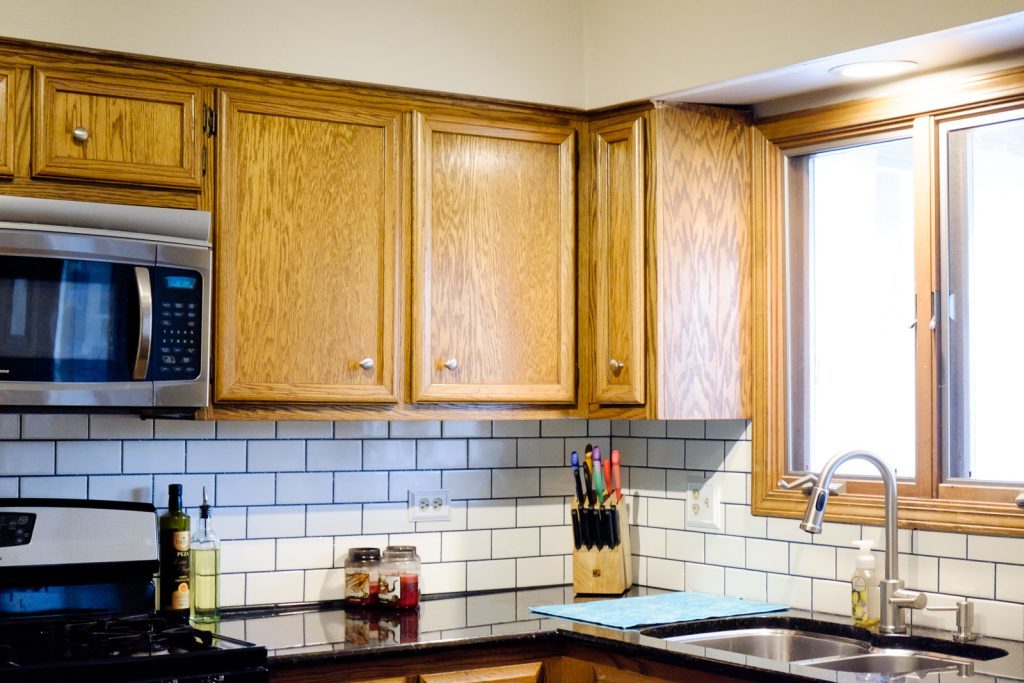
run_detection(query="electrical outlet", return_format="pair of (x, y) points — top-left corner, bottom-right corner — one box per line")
(684, 475), (723, 532)
(408, 489), (450, 522)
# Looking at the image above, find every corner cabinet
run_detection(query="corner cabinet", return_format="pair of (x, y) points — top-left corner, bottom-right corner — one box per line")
(411, 113), (577, 404)
(214, 90), (402, 403)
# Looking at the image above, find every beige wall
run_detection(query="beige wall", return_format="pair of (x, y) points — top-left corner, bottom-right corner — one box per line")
(1, 0), (1024, 108)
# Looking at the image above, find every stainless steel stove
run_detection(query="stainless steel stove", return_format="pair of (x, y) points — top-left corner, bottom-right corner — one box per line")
(0, 499), (267, 682)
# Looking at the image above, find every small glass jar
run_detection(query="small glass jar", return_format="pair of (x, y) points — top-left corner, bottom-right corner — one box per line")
(378, 545), (420, 609)
(344, 547), (381, 606)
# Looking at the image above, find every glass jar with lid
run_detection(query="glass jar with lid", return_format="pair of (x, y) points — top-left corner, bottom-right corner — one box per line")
(378, 545), (420, 609)
(344, 547), (381, 606)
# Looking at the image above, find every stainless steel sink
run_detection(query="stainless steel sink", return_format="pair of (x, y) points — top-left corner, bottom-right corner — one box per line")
(665, 628), (869, 662)
(804, 650), (972, 676)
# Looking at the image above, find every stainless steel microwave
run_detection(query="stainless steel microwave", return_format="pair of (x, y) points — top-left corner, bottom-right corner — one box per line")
(0, 196), (212, 412)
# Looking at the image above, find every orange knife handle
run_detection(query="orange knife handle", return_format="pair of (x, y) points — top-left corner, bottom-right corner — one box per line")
(611, 449), (622, 501)
(602, 459), (612, 501)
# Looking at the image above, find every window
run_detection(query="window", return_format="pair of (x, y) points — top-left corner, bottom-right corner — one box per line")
(752, 67), (1024, 535)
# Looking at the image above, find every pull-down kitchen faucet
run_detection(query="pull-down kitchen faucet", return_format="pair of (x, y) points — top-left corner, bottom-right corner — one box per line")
(800, 450), (926, 634)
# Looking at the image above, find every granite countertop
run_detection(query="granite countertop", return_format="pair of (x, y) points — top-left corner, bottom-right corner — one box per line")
(213, 586), (1024, 681)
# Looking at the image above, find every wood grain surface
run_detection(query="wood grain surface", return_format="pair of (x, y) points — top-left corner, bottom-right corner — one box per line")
(419, 662), (543, 682)
(412, 113), (576, 403)
(32, 69), (202, 188)
(215, 90), (401, 403)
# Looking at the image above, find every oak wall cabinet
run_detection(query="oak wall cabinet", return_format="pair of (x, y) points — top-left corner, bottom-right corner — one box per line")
(0, 67), (14, 177)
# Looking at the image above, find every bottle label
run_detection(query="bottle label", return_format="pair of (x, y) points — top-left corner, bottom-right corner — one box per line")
(852, 576), (867, 591)
(379, 573), (400, 604)
(161, 529), (191, 612)
(346, 569), (376, 599)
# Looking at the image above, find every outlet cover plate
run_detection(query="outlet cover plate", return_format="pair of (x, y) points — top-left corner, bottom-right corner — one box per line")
(684, 474), (723, 532)
(408, 489), (450, 522)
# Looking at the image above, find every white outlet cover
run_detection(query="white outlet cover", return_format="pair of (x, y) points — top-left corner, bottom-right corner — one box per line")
(683, 474), (724, 533)
(408, 489), (451, 522)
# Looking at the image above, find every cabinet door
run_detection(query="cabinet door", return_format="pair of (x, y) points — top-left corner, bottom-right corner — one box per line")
(0, 67), (13, 177)
(412, 113), (576, 403)
(590, 114), (646, 405)
(33, 68), (202, 188)
(419, 662), (543, 682)
(215, 90), (401, 403)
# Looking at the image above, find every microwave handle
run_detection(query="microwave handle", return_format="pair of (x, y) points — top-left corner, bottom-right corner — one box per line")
(132, 266), (153, 380)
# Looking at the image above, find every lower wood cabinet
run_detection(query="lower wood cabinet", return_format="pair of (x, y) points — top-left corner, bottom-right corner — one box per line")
(419, 661), (543, 682)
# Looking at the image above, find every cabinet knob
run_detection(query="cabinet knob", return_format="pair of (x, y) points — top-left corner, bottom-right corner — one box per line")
(443, 357), (458, 371)
(72, 127), (89, 143)
(609, 358), (625, 375)
(358, 357), (375, 370)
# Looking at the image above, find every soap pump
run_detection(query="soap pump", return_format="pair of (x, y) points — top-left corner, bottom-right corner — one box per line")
(851, 539), (880, 628)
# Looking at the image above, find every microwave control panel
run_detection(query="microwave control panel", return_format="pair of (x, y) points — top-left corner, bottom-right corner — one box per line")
(0, 512), (35, 547)
(151, 267), (204, 381)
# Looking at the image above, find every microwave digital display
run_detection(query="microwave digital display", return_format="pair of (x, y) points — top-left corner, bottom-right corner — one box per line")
(164, 276), (197, 290)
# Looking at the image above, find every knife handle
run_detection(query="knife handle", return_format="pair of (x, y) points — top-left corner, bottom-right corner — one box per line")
(570, 508), (582, 550)
(592, 460), (604, 502)
(602, 459), (612, 502)
(611, 449), (622, 501)
(582, 463), (594, 506)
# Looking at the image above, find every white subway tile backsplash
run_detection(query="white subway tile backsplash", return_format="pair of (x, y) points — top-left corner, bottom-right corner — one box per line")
(972, 599), (1024, 641)
(422, 562), (466, 594)
(587, 420), (611, 437)
(217, 473), (275, 506)
(333, 471), (388, 503)
(810, 521), (862, 549)
(304, 568), (345, 601)
(333, 421), (387, 439)
(247, 571), (304, 604)
(363, 440), (415, 470)
(629, 468), (666, 497)
(188, 441), (246, 473)
(56, 441), (120, 474)
(20, 475), (86, 498)
(516, 556), (562, 587)
(217, 421), (275, 439)
(724, 504), (766, 538)
(648, 558), (686, 591)
(812, 579), (849, 616)
(220, 574), (246, 606)
(469, 439), (516, 469)
(222, 539), (276, 573)
(363, 502), (415, 534)
(790, 543), (836, 580)
(276, 421), (333, 439)
(21, 414), (89, 440)
(539, 467), (572, 497)
(389, 532), (442, 563)
(647, 497), (686, 530)
(155, 474), (215, 507)
(685, 440), (724, 470)
(416, 500), (467, 533)
(389, 469), (440, 501)
(248, 440), (305, 472)
(725, 568), (766, 601)
(517, 438), (563, 467)
(492, 468), (539, 498)
(442, 529), (492, 561)
(636, 526), (667, 558)
(899, 553), (939, 593)
(969, 535), (1024, 564)
(706, 534), (745, 568)
(444, 420), (491, 438)
(630, 420), (666, 438)
(666, 530), (705, 562)
(516, 497), (563, 527)
(666, 420), (704, 439)
(90, 415), (153, 439)
(306, 440), (360, 471)
(390, 421), (440, 439)
(468, 499), (516, 530)
(248, 505), (305, 538)
(276, 537), (333, 570)
(123, 440), (185, 473)
(648, 439), (686, 469)
(997, 564), (1024, 603)
(685, 562), (724, 595)
(746, 538), (789, 574)
(717, 472), (747, 504)
(443, 469), (491, 499)
(307, 505), (361, 537)
(913, 530), (967, 558)
(490, 527), (537, 559)
(723, 441), (752, 473)
(276, 472), (332, 504)
(0, 415), (19, 439)
(540, 420), (586, 438)
(939, 558), (995, 599)
(0, 478), (17, 496)
(492, 421), (539, 438)
(767, 574), (812, 610)
(613, 437), (647, 466)
(467, 559), (515, 591)
(419, 439), (468, 470)
(765, 517), (808, 543)
(0, 441), (55, 474)
(88, 474), (152, 502)
(332, 534), (390, 565)
(540, 525), (571, 555)
(154, 420), (216, 439)
(705, 420), (749, 440)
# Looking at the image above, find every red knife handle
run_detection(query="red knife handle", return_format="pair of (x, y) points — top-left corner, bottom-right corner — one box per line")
(602, 459), (612, 501)
(611, 449), (622, 501)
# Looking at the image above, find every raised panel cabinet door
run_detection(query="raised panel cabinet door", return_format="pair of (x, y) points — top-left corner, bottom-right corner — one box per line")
(590, 114), (646, 405)
(412, 113), (576, 403)
(215, 90), (401, 403)
(0, 67), (14, 177)
(419, 662), (544, 682)
(32, 68), (202, 188)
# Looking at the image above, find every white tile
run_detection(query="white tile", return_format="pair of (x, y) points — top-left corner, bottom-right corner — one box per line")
(363, 502), (415, 534)
(647, 439), (686, 469)
(517, 438), (563, 467)
(665, 471), (691, 499)
(540, 420), (586, 437)
(0, 478), (17, 497)
(790, 543), (836, 579)
(492, 527), (538, 558)
(467, 559), (516, 591)
(766, 516), (808, 543)
(492, 468), (539, 498)
(332, 534), (390, 565)
(211, 506), (246, 539)
(442, 529), (492, 561)
(306, 440), (361, 471)
(154, 420), (216, 439)
(248, 505), (304, 538)
(333, 471), (389, 503)
(968, 535), (1024, 563)
(539, 467), (573, 497)
(88, 474), (152, 503)
(723, 441), (752, 473)
(56, 441), (121, 474)
(21, 414), (88, 439)
(123, 440), (185, 473)
(588, 420), (611, 436)
(725, 568), (767, 601)
(705, 420), (750, 440)
(516, 556), (562, 587)
(90, 415), (153, 439)
(306, 504), (361, 537)
(685, 562), (724, 595)
(217, 421), (275, 439)
(333, 420), (388, 439)
(418, 439), (467, 469)
(304, 568), (345, 601)
(416, 500), (468, 532)
(899, 553), (938, 593)
(939, 558), (995, 599)
(421, 562), (466, 594)
(610, 420), (630, 436)
(811, 579), (849, 616)
(997, 564), (1024, 603)
(973, 598), (1024, 640)
(725, 504), (766, 538)
(0, 415), (19, 439)
(767, 574), (812, 610)
(443, 469), (491, 499)
(246, 570), (303, 604)
(216, 473), (275, 506)
(706, 534), (745, 567)
(388, 532), (442, 563)
(221, 539), (276, 572)
(247, 440), (305, 472)
(443, 420), (491, 438)
(154, 474), (215, 507)
(492, 421), (539, 438)
(277, 472), (333, 504)
(220, 574), (246, 606)
(647, 497), (686, 530)
(540, 525), (571, 555)
(467, 499), (516, 530)
(390, 421), (440, 438)
(686, 440), (725, 470)
(469, 439), (516, 468)
(363, 440), (415, 470)
(810, 521), (862, 548)
(648, 558), (686, 591)
(630, 420), (666, 438)
(666, 530), (705, 562)
(611, 437), (647, 466)
(21, 476), (86, 498)
(636, 526), (667, 557)
(859, 525), (913, 553)
(667, 420), (704, 438)
(717, 472), (747, 504)
(0, 442), (55, 474)
(187, 440), (246, 472)
(629, 468), (666, 497)
(276, 537), (334, 570)
(517, 497), (563, 527)
(746, 538), (789, 574)
(390, 470), (441, 501)
(276, 421), (333, 439)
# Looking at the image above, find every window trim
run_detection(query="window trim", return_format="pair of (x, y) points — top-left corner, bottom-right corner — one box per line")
(751, 64), (1024, 536)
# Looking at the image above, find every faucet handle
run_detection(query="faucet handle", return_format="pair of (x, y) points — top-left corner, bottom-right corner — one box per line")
(926, 599), (976, 642)
(778, 474), (847, 495)
(889, 589), (928, 609)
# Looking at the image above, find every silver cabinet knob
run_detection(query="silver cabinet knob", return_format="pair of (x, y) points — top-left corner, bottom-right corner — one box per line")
(609, 358), (625, 375)
(358, 357), (375, 370)
(443, 357), (458, 371)
(72, 127), (89, 143)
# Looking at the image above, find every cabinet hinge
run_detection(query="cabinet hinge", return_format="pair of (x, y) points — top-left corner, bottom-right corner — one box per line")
(203, 104), (217, 137)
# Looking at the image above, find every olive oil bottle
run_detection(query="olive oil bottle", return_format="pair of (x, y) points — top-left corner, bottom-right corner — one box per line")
(190, 486), (220, 622)
(159, 484), (191, 622)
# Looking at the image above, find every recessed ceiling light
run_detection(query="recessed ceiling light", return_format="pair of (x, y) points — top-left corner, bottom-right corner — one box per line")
(829, 60), (918, 79)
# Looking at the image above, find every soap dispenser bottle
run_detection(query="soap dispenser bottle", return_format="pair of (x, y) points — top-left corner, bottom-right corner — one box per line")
(851, 539), (880, 628)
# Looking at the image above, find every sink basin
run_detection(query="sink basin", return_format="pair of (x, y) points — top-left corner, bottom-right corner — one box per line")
(665, 628), (869, 662)
(804, 650), (971, 676)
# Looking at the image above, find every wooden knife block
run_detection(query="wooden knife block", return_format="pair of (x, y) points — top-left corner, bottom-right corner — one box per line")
(571, 498), (632, 595)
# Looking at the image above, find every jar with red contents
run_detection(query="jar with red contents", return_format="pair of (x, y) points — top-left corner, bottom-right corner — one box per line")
(378, 545), (420, 609)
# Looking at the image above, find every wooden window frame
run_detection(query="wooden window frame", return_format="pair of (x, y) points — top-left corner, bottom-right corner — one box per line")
(751, 64), (1024, 536)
